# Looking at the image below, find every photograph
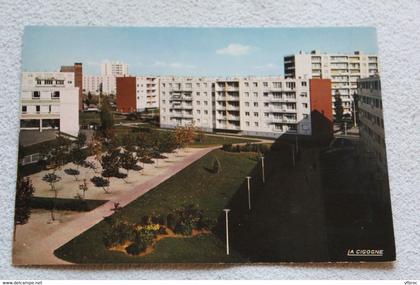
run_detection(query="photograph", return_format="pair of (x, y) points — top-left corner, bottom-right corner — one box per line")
(13, 26), (395, 265)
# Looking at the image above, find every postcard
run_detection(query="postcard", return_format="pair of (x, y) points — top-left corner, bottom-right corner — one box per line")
(13, 27), (395, 265)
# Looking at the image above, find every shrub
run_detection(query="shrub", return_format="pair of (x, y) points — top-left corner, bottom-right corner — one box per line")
(197, 216), (216, 230)
(157, 214), (167, 226)
(212, 157), (222, 174)
(166, 213), (177, 230)
(174, 221), (193, 236)
(125, 242), (143, 255)
(132, 228), (155, 250)
(141, 215), (151, 225)
(103, 219), (133, 248)
(158, 226), (167, 235)
(151, 215), (160, 224)
(222, 144), (232, 152)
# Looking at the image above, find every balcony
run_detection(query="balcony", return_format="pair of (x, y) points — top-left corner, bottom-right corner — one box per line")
(170, 112), (193, 119)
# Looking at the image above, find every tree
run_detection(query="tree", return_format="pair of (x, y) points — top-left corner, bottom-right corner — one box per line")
(14, 177), (35, 240)
(119, 149), (138, 182)
(42, 173), (62, 221)
(76, 132), (87, 148)
(64, 168), (80, 181)
(101, 148), (121, 178)
(100, 96), (114, 136)
(334, 90), (344, 128)
(41, 135), (71, 170)
(91, 176), (110, 194)
(78, 178), (89, 199)
(174, 124), (195, 151)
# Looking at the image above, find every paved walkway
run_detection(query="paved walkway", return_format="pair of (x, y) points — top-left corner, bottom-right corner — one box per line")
(13, 146), (218, 266)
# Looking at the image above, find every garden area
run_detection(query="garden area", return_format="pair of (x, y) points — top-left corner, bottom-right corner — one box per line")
(54, 149), (260, 263)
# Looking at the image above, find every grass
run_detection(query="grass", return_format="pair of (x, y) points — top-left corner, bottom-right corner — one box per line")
(113, 124), (260, 147)
(79, 112), (126, 125)
(54, 149), (258, 263)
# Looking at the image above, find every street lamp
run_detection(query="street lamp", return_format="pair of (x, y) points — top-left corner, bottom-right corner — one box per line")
(261, 156), (265, 183)
(223, 209), (231, 255)
(246, 176), (252, 210)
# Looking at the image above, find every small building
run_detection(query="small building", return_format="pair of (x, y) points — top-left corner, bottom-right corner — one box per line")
(20, 72), (79, 137)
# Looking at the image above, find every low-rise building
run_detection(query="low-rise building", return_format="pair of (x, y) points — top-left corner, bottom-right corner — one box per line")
(20, 72), (79, 137)
(357, 76), (387, 173)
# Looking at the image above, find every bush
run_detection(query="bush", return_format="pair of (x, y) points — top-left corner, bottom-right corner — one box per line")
(141, 215), (151, 225)
(103, 219), (133, 248)
(132, 228), (155, 250)
(212, 157), (222, 174)
(222, 144), (232, 152)
(166, 213), (177, 230)
(125, 242), (143, 255)
(157, 214), (167, 226)
(158, 226), (167, 235)
(197, 216), (216, 230)
(174, 221), (193, 236)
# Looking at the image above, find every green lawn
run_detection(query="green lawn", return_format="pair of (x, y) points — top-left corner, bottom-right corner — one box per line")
(113, 125), (260, 147)
(79, 112), (126, 125)
(54, 149), (258, 263)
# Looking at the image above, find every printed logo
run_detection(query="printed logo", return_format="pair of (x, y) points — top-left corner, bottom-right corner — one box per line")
(347, 249), (384, 256)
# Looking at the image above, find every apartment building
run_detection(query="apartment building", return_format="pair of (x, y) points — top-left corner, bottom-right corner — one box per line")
(357, 76), (387, 173)
(101, 61), (129, 76)
(284, 50), (379, 116)
(160, 76), (332, 138)
(83, 75), (117, 95)
(20, 72), (79, 136)
(116, 76), (159, 113)
(60, 63), (83, 110)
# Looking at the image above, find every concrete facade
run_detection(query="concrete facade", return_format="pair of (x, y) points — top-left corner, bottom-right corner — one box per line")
(284, 50), (379, 116)
(60, 63), (83, 110)
(101, 61), (128, 76)
(357, 76), (387, 173)
(116, 76), (160, 112)
(83, 75), (117, 95)
(20, 72), (79, 137)
(160, 76), (332, 138)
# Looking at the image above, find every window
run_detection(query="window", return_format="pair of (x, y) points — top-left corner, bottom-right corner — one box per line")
(254, 102), (258, 107)
(263, 92), (269, 97)
(303, 114), (309, 119)
(264, 103), (269, 107)
(162, 83), (166, 87)
(197, 92), (200, 96)
(36, 105), (40, 113)
(253, 92), (258, 97)
(56, 80), (64, 85)
(253, 82), (258, 87)
(245, 92), (249, 97)
(286, 82), (296, 89)
(36, 80), (42, 85)
(204, 110), (208, 115)
(197, 110), (201, 114)
(264, 112), (269, 117)
(51, 91), (60, 99)
(45, 80), (53, 85)
(196, 101), (201, 105)
(204, 101), (208, 106)
(263, 82), (268, 87)
(162, 100), (166, 104)
(49, 105), (52, 113)
(22, 106), (27, 113)
(302, 103), (308, 108)
(196, 83), (200, 87)
(204, 92), (207, 96)
(32, 91), (40, 99)
(255, 122), (259, 127)
(244, 82), (249, 87)
(245, 112), (250, 116)
(246, 121), (250, 126)
(245, 102), (250, 107)
(254, 112), (259, 117)
(273, 82), (282, 88)
(185, 83), (192, 88)
(301, 81), (307, 87)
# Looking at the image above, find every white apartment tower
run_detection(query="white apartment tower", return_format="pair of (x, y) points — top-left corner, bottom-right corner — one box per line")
(101, 61), (129, 76)
(160, 76), (327, 138)
(20, 72), (79, 136)
(357, 76), (387, 173)
(83, 75), (117, 95)
(284, 50), (379, 116)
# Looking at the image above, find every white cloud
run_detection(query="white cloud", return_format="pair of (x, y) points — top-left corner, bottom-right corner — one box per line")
(216, 43), (253, 56)
(153, 61), (196, 69)
(254, 63), (280, 69)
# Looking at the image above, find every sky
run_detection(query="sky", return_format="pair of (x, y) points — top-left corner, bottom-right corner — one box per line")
(22, 27), (378, 76)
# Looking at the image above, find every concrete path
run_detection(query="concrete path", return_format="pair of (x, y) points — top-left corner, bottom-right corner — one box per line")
(13, 146), (218, 266)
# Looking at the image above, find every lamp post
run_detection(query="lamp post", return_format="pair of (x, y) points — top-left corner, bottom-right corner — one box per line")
(261, 156), (265, 183)
(246, 176), (252, 210)
(292, 147), (295, 167)
(223, 209), (231, 255)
